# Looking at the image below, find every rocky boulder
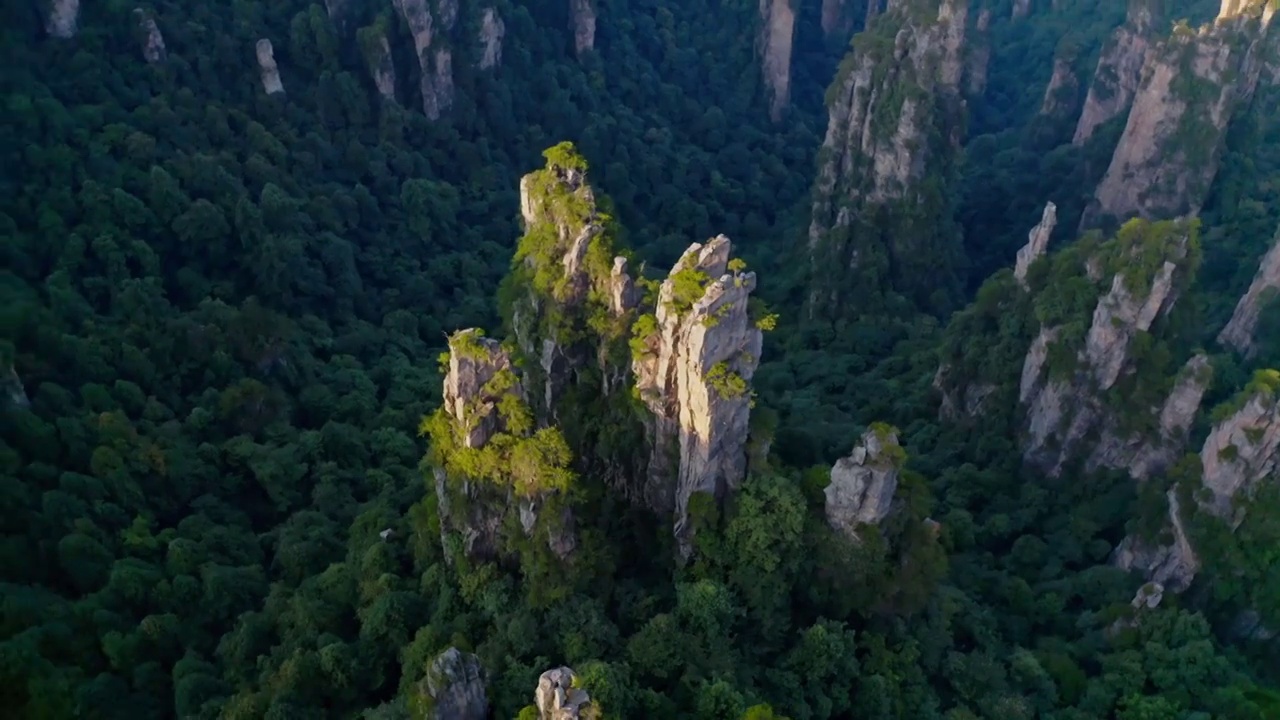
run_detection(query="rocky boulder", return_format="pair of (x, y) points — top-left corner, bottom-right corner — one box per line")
(824, 426), (903, 540)
(535, 667), (593, 719)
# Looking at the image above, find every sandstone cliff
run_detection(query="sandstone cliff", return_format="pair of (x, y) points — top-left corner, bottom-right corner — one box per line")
(760, 0), (797, 121)
(824, 426), (903, 540)
(1020, 219), (1200, 476)
(358, 22), (398, 102)
(478, 7), (505, 70)
(632, 236), (764, 558)
(1219, 226), (1280, 355)
(571, 0), (597, 57)
(1073, 0), (1162, 146)
(134, 9), (167, 64)
(1085, 2), (1276, 226)
(44, 0), (79, 39)
(808, 0), (969, 312)
(393, 0), (456, 119)
(421, 648), (488, 720)
(1015, 202), (1057, 288)
(535, 667), (594, 719)
(256, 39), (285, 95)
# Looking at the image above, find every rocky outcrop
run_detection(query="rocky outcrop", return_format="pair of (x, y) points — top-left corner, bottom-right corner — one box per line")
(134, 10), (166, 64)
(821, 0), (855, 39)
(535, 667), (593, 719)
(44, 0), (79, 38)
(1038, 53), (1079, 118)
(808, 0), (969, 311)
(1012, 0), (1032, 19)
(934, 365), (995, 421)
(478, 7), (505, 70)
(760, 0), (797, 121)
(361, 30), (398, 102)
(1020, 219), (1198, 475)
(1015, 202), (1057, 288)
(967, 8), (993, 96)
(1085, 3), (1276, 226)
(393, 0), (456, 119)
(256, 39), (285, 95)
(632, 236), (763, 557)
(422, 648), (488, 720)
(1219, 227), (1280, 356)
(1199, 381), (1280, 525)
(570, 0), (597, 57)
(1114, 489), (1200, 592)
(1073, 0), (1161, 146)
(5, 365), (28, 408)
(824, 427), (902, 539)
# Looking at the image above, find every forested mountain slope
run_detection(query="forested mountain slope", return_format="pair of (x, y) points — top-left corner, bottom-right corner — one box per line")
(3, 1), (1279, 719)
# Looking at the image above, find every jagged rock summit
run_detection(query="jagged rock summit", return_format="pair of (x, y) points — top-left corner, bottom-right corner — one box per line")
(1015, 202), (1057, 288)
(759, 0), (797, 121)
(535, 667), (594, 719)
(824, 426), (903, 540)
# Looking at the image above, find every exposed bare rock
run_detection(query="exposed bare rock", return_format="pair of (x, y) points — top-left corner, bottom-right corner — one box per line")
(359, 26), (398, 102)
(1088, 354), (1214, 479)
(1114, 489), (1200, 592)
(632, 236), (763, 557)
(422, 648), (488, 720)
(134, 10), (167, 64)
(478, 7), (505, 69)
(1219, 227), (1280, 355)
(824, 427), (902, 539)
(1085, 6), (1275, 226)
(45, 0), (79, 38)
(1021, 220), (1197, 475)
(393, 0), (455, 118)
(5, 365), (28, 408)
(821, 0), (855, 39)
(256, 39), (285, 95)
(1012, 0), (1032, 19)
(934, 365), (995, 421)
(1015, 202), (1057, 288)
(967, 8), (992, 96)
(570, 0), (597, 57)
(609, 257), (638, 316)
(1073, 0), (1161, 146)
(536, 667), (593, 719)
(808, 0), (969, 310)
(760, 0), (797, 121)
(442, 330), (514, 449)
(1038, 53), (1079, 118)
(1199, 382), (1280, 525)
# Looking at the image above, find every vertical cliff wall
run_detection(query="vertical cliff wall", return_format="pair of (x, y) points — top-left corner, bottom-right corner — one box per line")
(1219, 225), (1280, 355)
(808, 0), (970, 314)
(759, 0), (797, 121)
(478, 7), (505, 69)
(359, 21), (399, 102)
(135, 9), (167, 64)
(393, 0), (457, 119)
(824, 426), (903, 540)
(1085, 2), (1276, 226)
(631, 236), (764, 558)
(571, 0), (597, 57)
(1073, 0), (1163, 146)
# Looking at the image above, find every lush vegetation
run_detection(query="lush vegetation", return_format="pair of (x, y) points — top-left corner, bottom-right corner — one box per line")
(3, 1), (1279, 719)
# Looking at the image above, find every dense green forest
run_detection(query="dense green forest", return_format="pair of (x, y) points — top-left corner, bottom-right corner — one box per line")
(3, 0), (1279, 719)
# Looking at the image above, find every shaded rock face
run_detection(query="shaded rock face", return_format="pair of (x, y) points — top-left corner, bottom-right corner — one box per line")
(478, 7), (505, 70)
(424, 648), (488, 720)
(1219, 227), (1280, 355)
(808, 0), (968, 309)
(536, 667), (593, 719)
(1039, 54), (1079, 118)
(1085, 6), (1275, 226)
(934, 364), (995, 421)
(1114, 490), (1200, 592)
(393, 0), (456, 119)
(1015, 202), (1057, 288)
(256, 39), (285, 95)
(570, 0), (596, 57)
(967, 8), (993, 96)
(1199, 388), (1280, 525)
(1021, 221), (1197, 475)
(365, 33), (398, 102)
(632, 236), (763, 557)
(1073, 0), (1160, 146)
(824, 428), (901, 539)
(135, 10), (167, 64)
(45, 0), (79, 38)
(760, 0), (797, 121)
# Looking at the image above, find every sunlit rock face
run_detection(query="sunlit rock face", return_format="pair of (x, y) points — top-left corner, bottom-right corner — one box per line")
(1219, 226), (1280, 356)
(256, 39), (285, 95)
(1073, 0), (1161, 146)
(1084, 4), (1275, 226)
(631, 236), (763, 559)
